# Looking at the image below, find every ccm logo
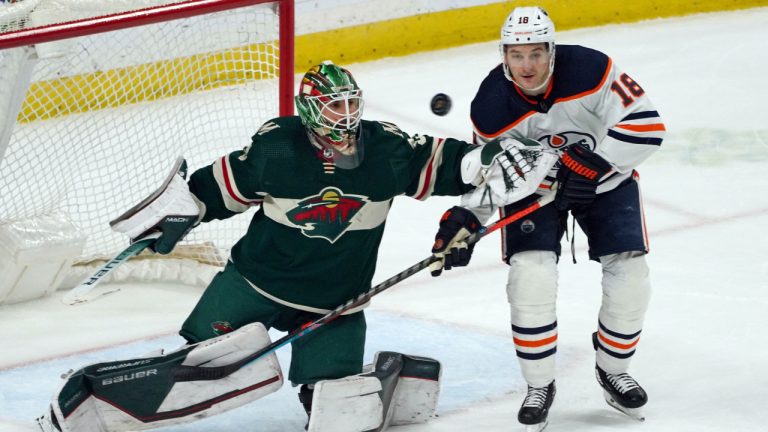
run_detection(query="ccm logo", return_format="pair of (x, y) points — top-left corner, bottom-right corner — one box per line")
(102, 369), (158, 386)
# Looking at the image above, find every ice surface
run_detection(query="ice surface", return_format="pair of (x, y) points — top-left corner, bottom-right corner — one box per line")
(1, 8), (767, 432)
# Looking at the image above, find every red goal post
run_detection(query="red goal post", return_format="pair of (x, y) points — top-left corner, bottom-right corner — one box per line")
(0, 0), (295, 116)
(0, 0), (295, 303)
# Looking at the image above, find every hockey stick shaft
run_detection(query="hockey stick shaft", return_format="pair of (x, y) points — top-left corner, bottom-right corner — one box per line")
(173, 188), (556, 382)
(63, 158), (186, 305)
(61, 232), (161, 305)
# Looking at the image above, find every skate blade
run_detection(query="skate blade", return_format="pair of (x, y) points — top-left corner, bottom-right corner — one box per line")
(525, 420), (549, 432)
(604, 391), (645, 422)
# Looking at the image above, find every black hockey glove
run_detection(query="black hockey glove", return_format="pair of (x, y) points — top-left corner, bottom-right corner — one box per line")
(429, 206), (481, 277)
(555, 145), (613, 210)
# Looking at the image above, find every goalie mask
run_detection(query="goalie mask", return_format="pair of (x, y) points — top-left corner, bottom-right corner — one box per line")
(499, 7), (556, 93)
(296, 61), (365, 168)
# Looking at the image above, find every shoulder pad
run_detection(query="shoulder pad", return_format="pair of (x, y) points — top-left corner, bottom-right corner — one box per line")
(369, 120), (409, 139)
(249, 116), (304, 159)
(552, 45), (611, 97)
(471, 65), (532, 138)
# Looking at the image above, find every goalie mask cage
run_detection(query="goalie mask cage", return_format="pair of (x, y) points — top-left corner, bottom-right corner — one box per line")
(0, 0), (294, 290)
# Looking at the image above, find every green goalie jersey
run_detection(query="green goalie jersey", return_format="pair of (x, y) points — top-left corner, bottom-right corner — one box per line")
(188, 116), (475, 311)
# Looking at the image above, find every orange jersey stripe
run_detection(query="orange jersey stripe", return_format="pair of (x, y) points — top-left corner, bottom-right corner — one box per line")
(598, 332), (640, 350)
(615, 123), (667, 132)
(473, 110), (537, 139)
(513, 334), (557, 348)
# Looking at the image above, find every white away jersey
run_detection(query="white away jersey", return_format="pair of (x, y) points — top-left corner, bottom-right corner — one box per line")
(470, 44), (665, 193)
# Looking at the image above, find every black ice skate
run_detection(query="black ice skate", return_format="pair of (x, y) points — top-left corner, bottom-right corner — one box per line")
(518, 381), (556, 432)
(595, 365), (647, 421)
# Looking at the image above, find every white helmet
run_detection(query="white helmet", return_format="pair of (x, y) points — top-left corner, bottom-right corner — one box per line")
(499, 7), (556, 90)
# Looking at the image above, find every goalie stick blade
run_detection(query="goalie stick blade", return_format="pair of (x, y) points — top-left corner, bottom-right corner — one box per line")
(62, 285), (121, 306)
(61, 233), (160, 305)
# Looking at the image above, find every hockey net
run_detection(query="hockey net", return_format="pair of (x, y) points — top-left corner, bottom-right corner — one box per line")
(0, 0), (294, 293)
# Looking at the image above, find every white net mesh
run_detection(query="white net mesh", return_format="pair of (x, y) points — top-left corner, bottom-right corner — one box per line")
(0, 0), (285, 279)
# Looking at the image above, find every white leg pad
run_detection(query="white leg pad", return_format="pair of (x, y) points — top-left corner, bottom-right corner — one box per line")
(307, 375), (383, 432)
(47, 323), (283, 432)
(388, 354), (441, 426)
(307, 351), (441, 432)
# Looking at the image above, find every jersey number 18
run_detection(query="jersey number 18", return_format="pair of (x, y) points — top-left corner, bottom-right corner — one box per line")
(610, 73), (645, 107)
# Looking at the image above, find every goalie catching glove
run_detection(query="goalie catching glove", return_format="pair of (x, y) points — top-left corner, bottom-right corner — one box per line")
(460, 137), (559, 210)
(429, 206), (481, 277)
(110, 157), (203, 254)
(555, 144), (613, 210)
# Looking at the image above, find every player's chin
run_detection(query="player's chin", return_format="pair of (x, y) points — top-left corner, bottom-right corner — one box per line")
(519, 76), (541, 87)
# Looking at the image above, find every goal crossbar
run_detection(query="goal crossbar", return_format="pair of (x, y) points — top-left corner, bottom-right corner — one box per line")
(0, 0), (295, 116)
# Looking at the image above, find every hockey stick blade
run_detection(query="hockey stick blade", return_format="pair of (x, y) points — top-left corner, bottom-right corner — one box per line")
(61, 232), (161, 305)
(172, 187), (557, 382)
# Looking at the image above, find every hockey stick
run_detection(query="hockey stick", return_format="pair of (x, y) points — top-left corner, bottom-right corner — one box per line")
(61, 231), (161, 305)
(172, 186), (557, 382)
(62, 157), (187, 305)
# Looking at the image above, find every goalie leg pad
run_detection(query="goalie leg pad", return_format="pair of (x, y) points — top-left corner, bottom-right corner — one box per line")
(307, 351), (441, 432)
(46, 322), (282, 432)
(307, 375), (384, 432)
(388, 353), (441, 426)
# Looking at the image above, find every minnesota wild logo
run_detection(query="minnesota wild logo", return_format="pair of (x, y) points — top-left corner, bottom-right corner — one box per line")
(287, 188), (368, 242)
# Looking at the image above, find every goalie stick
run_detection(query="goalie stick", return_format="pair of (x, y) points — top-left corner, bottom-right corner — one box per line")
(172, 185), (558, 382)
(61, 231), (161, 305)
(62, 157), (187, 305)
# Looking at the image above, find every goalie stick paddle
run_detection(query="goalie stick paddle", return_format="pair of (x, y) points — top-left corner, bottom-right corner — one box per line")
(61, 231), (161, 305)
(172, 186), (557, 382)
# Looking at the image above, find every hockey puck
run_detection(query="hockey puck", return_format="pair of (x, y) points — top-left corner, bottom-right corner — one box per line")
(430, 93), (452, 116)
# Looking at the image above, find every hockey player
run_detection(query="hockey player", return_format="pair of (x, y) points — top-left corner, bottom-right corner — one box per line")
(38, 61), (535, 432)
(430, 6), (665, 431)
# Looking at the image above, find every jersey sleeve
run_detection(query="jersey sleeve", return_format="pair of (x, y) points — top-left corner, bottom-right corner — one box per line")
(402, 132), (476, 200)
(593, 59), (666, 173)
(188, 134), (267, 223)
